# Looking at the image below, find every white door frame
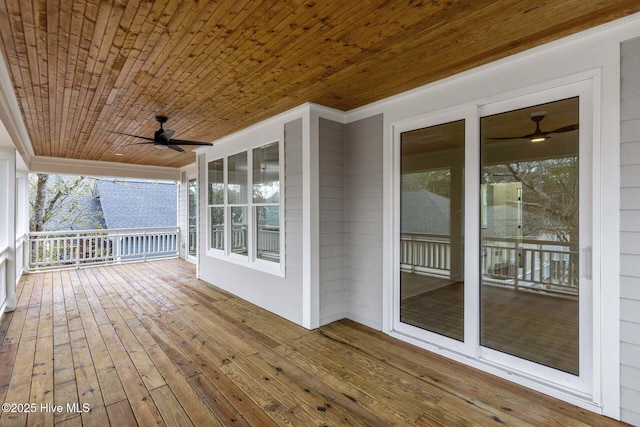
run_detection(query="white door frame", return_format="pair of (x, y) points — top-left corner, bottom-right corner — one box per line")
(389, 75), (602, 411)
(186, 174), (198, 263)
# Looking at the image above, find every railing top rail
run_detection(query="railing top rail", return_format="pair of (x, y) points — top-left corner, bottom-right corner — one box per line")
(482, 236), (576, 247)
(401, 232), (576, 248)
(0, 245), (8, 259)
(29, 226), (179, 237)
(401, 232), (450, 239)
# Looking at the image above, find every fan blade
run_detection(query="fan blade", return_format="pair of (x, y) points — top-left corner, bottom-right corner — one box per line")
(162, 129), (175, 140)
(168, 145), (185, 152)
(487, 133), (536, 140)
(126, 142), (156, 146)
(549, 123), (579, 134)
(172, 141), (212, 146)
(112, 131), (155, 142)
(155, 129), (175, 144)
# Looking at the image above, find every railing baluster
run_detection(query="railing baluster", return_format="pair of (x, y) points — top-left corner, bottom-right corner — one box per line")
(399, 233), (577, 296)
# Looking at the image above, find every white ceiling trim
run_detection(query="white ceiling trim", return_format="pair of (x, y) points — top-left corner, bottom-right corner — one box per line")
(29, 155), (180, 181)
(0, 49), (34, 165)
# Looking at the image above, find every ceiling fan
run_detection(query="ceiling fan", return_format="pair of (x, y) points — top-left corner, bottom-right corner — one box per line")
(489, 111), (579, 143)
(115, 116), (213, 152)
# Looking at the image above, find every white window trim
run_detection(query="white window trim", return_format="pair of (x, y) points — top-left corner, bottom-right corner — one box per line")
(206, 141), (285, 277)
(186, 174), (198, 263)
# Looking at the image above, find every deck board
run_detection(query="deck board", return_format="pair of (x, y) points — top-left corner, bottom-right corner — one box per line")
(0, 259), (628, 426)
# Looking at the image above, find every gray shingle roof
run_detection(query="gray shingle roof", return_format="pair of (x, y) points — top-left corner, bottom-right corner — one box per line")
(93, 180), (177, 229)
(401, 190), (450, 235)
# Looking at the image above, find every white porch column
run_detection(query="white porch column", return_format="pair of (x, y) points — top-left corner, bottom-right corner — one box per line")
(0, 146), (16, 313)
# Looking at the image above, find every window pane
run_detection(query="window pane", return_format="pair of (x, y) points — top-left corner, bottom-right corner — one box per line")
(480, 97), (579, 375)
(210, 207), (224, 250)
(208, 159), (224, 205)
(230, 206), (248, 256)
(188, 179), (197, 257)
(228, 152), (248, 204)
(400, 119), (465, 342)
(256, 206), (280, 262)
(253, 142), (280, 203)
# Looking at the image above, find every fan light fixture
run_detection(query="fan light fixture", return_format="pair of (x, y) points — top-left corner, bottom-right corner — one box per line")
(529, 113), (547, 143)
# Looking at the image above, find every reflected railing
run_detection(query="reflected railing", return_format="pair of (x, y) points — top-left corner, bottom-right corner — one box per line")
(188, 225), (197, 256)
(29, 227), (179, 271)
(401, 233), (578, 295)
(210, 225), (280, 258)
(400, 233), (451, 277)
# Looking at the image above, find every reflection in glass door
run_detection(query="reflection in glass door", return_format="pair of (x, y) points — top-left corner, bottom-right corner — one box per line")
(480, 97), (580, 375)
(400, 120), (465, 341)
(188, 178), (197, 259)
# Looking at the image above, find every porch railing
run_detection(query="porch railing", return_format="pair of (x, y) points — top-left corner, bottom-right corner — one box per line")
(400, 233), (451, 277)
(481, 236), (578, 294)
(28, 227), (179, 271)
(400, 233), (578, 295)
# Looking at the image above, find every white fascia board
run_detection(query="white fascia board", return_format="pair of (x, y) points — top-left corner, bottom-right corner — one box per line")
(0, 50), (34, 165)
(195, 102), (320, 154)
(179, 162), (197, 175)
(308, 102), (347, 123)
(29, 155), (181, 181)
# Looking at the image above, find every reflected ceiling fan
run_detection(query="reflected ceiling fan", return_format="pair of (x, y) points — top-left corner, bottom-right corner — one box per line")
(115, 116), (213, 152)
(489, 111), (578, 143)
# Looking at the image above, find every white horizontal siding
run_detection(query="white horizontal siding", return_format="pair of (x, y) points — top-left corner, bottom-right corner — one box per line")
(319, 118), (346, 325)
(620, 35), (640, 425)
(196, 118), (305, 325)
(344, 114), (384, 329)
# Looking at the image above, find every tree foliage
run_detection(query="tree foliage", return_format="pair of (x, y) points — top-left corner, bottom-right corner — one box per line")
(401, 169), (451, 198)
(29, 174), (102, 232)
(402, 157), (579, 243)
(482, 157), (578, 242)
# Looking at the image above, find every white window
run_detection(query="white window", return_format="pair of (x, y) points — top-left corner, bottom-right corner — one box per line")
(252, 142), (280, 263)
(207, 141), (281, 270)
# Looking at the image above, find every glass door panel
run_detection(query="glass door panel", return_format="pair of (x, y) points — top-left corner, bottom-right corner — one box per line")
(400, 119), (465, 341)
(480, 97), (580, 375)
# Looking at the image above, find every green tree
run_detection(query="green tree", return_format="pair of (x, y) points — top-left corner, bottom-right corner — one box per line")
(29, 174), (102, 232)
(401, 169), (451, 198)
(482, 157), (578, 243)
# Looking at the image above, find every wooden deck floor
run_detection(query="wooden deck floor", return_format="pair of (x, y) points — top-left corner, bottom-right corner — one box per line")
(401, 273), (579, 374)
(0, 259), (627, 426)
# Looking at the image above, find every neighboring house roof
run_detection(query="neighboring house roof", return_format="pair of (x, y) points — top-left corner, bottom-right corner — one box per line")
(93, 180), (177, 229)
(402, 189), (522, 239)
(45, 194), (106, 231)
(401, 190), (450, 236)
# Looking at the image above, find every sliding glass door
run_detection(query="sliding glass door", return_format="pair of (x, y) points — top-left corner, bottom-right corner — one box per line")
(480, 96), (583, 376)
(399, 119), (465, 342)
(394, 83), (593, 395)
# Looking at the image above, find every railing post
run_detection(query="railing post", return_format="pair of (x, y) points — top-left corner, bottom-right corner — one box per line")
(75, 232), (80, 269)
(514, 238), (520, 291)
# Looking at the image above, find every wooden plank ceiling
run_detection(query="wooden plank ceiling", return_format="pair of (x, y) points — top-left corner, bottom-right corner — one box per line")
(0, 0), (638, 168)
